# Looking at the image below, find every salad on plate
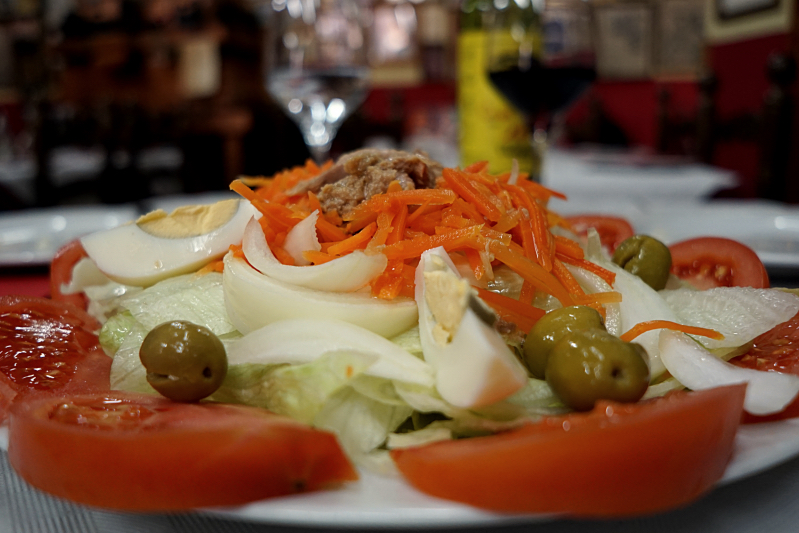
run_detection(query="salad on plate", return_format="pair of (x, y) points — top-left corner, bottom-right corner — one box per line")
(2, 148), (799, 518)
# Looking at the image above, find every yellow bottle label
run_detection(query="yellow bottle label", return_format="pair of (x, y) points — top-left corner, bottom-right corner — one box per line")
(457, 30), (534, 175)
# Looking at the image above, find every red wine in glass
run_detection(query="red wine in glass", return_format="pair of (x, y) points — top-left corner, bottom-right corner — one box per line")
(488, 58), (596, 120)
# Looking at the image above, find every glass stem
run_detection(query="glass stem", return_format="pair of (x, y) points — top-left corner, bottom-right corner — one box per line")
(308, 142), (333, 165)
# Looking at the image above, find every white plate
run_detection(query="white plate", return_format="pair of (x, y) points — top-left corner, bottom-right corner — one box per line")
(0, 206), (138, 266)
(3, 418), (799, 527)
(638, 200), (799, 273)
(541, 148), (737, 203)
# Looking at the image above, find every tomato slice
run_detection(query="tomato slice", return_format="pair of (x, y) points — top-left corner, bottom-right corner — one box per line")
(730, 310), (799, 423)
(564, 215), (634, 253)
(669, 237), (769, 290)
(391, 385), (745, 517)
(0, 295), (111, 420)
(8, 391), (358, 511)
(50, 239), (90, 309)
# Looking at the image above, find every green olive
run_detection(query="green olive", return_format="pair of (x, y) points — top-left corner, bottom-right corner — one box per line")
(545, 329), (650, 411)
(523, 305), (604, 379)
(612, 235), (672, 291)
(139, 320), (227, 402)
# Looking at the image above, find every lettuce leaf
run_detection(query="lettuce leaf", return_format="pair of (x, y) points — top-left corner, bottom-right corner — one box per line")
(119, 272), (234, 335)
(98, 311), (138, 356)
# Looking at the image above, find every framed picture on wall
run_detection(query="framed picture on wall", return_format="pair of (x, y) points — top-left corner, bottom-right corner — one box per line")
(706, 0), (792, 44)
(593, 1), (653, 79)
(716, 0), (780, 20)
(655, 0), (706, 78)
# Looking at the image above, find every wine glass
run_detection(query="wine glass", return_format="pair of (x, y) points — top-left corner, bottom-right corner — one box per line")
(485, 0), (596, 169)
(264, 0), (369, 163)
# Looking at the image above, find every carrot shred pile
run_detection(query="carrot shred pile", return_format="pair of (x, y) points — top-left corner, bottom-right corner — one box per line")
(620, 321), (724, 343)
(230, 158), (621, 331)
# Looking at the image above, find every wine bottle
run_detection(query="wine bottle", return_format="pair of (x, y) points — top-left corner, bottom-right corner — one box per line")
(457, 0), (536, 176)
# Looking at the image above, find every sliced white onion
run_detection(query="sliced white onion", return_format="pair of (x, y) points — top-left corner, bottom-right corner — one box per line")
(61, 256), (111, 294)
(565, 262), (622, 336)
(223, 253), (417, 338)
(242, 218), (387, 292)
(605, 261), (677, 379)
(283, 210), (321, 266)
(659, 330), (799, 415)
(227, 318), (434, 386)
(661, 287), (799, 350)
(415, 247), (527, 408)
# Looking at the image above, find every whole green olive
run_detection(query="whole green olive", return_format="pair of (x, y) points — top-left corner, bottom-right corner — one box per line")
(139, 320), (228, 402)
(523, 305), (604, 379)
(612, 235), (672, 291)
(545, 328), (650, 411)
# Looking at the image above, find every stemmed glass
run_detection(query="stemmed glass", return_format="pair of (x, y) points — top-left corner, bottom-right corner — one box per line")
(485, 0), (596, 170)
(264, 0), (369, 163)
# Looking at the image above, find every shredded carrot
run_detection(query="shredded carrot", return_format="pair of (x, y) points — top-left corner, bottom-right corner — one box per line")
(405, 200), (434, 226)
(228, 243), (245, 260)
(574, 291), (623, 306)
(272, 245), (296, 266)
(488, 240), (574, 306)
(531, 203), (553, 271)
(196, 259), (225, 274)
(368, 211), (396, 250)
(464, 160), (489, 173)
(302, 250), (337, 264)
(316, 216), (349, 242)
(556, 253), (617, 286)
(348, 189), (457, 224)
(492, 209), (521, 234)
(552, 258), (585, 297)
(441, 168), (502, 222)
(371, 260), (406, 299)
(387, 180), (404, 194)
(517, 176), (568, 201)
(620, 320), (724, 343)
(327, 223), (377, 256)
(464, 248), (485, 280)
(308, 191), (322, 213)
(518, 281), (535, 306)
(518, 215), (537, 263)
(554, 235), (585, 260)
(475, 287), (545, 333)
(235, 158), (592, 314)
(382, 225), (483, 261)
(388, 205), (409, 245)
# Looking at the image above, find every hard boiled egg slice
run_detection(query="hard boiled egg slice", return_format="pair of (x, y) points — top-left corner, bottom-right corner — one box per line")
(416, 247), (528, 409)
(223, 253), (417, 338)
(242, 217), (387, 292)
(81, 199), (258, 287)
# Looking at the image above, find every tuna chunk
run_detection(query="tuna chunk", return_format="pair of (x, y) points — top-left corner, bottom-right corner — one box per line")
(287, 149), (443, 219)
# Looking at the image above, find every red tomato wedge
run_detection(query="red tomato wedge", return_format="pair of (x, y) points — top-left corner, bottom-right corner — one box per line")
(564, 215), (634, 253)
(50, 239), (91, 309)
(731, 310), (799, 423)
(391, 385), (746, 517)
(0, 295), (111, 420)
(669, 237), (769, 290)
(8, 391), (358, 511)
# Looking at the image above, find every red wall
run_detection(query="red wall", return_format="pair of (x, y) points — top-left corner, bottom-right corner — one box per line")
(585, 33), (794, 198)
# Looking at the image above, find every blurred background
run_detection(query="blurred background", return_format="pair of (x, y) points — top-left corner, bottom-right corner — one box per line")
(0, 0), (797, 210)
